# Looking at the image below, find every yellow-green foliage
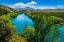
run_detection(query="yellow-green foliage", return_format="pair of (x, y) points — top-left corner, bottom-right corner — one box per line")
(11, 34), (28, 42)
(48, 16), (64, 24)
(0, 12), (28, 42)
(0, 20), (14, 42)
(22, 27), (35, 38)
(0, 4), (18, 15)
(0, 14), (16, 30)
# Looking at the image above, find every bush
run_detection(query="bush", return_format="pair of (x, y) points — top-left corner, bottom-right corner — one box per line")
(0, 20), (14, 42)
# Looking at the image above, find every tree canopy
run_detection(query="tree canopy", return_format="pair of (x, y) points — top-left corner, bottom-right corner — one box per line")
(0, 20), (14, 42)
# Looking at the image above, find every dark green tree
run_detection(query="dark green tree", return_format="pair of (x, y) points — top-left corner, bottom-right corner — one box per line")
(33, 14), (46, 42)
(22, 23), (35, 42)
(32, 14), (61, 42)
(4, 9), (8, 15)
(0, 20), (14, 42)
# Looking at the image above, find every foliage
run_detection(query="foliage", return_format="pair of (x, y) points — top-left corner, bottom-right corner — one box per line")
(25, 12), (63, 42)
(4, 9), (8, 15)
(22, 26), (35, 42)
(0, 5), (64, 42)
(0, 20), (27, 42)
(22, 27), (35, 38)
(25, 11), (64, 19)
(44, 25), (60, 42)
(0, 4), (28, 42)
(11, 34), (28, 42)
(8, 13), (19, 18)
(0, 14), (16, 30)
(0, 4), (19, 15)
(0, 20), (14, 42)
(48, 16), (64, 24)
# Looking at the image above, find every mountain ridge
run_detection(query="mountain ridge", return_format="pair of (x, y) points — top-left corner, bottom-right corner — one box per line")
(15, 7), (34, 10)
(0, 4), (17, 15)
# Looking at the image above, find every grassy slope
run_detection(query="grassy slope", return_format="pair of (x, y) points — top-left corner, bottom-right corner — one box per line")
(0, 5), (28, 42)
(0, 5), (17, 15)
(11, 34), (28, 42)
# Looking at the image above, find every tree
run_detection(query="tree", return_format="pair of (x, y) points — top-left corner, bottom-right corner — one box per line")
(48, 16), (64, 24)
(32, 13), (61, 42)
(25, 12), (62, 42)
(33, 14), (46, 42)
(40, 16), (61, 42)
(22, 26), (35, 42)
(4, 9), (8, 15)
(0, 20), (14, 42)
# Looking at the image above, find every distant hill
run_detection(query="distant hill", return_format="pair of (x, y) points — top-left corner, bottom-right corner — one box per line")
(0, 5), (17, 15)
(24, 7), (34, 10)
(15, 7), (34, 10)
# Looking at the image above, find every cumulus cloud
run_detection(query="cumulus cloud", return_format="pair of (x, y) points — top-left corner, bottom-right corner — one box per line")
(13, 1), (37, 8)
(9, 1), (64, 9)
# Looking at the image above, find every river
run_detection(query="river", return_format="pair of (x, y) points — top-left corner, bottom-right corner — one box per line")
(11, 14), (34, 33)
(12, 14), (64, 42)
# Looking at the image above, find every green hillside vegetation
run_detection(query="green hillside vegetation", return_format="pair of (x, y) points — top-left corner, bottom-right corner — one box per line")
(24, 12), (64, 42)
(0, 13), (28, 42)
(0, 5), (28, 42)
(0, 4), (64, 42)
(0, 20), (14, 42)
(0, 5), (18, 15)
(0, 20), (28, 42)
(24, 10), (64, 19)
(11, 34), (28, 42)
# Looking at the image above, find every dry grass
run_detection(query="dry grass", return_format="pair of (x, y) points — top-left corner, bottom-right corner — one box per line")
(11, 34), (28, 42)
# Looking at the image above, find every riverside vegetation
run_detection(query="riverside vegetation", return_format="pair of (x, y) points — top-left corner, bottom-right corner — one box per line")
(0, 5), (64, 42)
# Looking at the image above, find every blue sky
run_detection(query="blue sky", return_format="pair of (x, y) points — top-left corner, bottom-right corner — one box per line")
(0, 0), (64, 9)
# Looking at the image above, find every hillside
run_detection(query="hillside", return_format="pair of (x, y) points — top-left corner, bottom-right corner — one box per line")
(15, 7), (34, 10)
(0, 5), (28, 42)
(0, 5), (17, 15)
(11, 34), (28, 42)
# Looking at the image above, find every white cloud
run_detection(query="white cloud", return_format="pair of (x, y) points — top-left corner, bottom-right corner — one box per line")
(13, 1), (37, 8)
(38, 5), (64, 9)
(9, 1), (64, 9)
(17, 14), (25, 21)
(57, 5), (64, 9)
(58, 5), (60, 7)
